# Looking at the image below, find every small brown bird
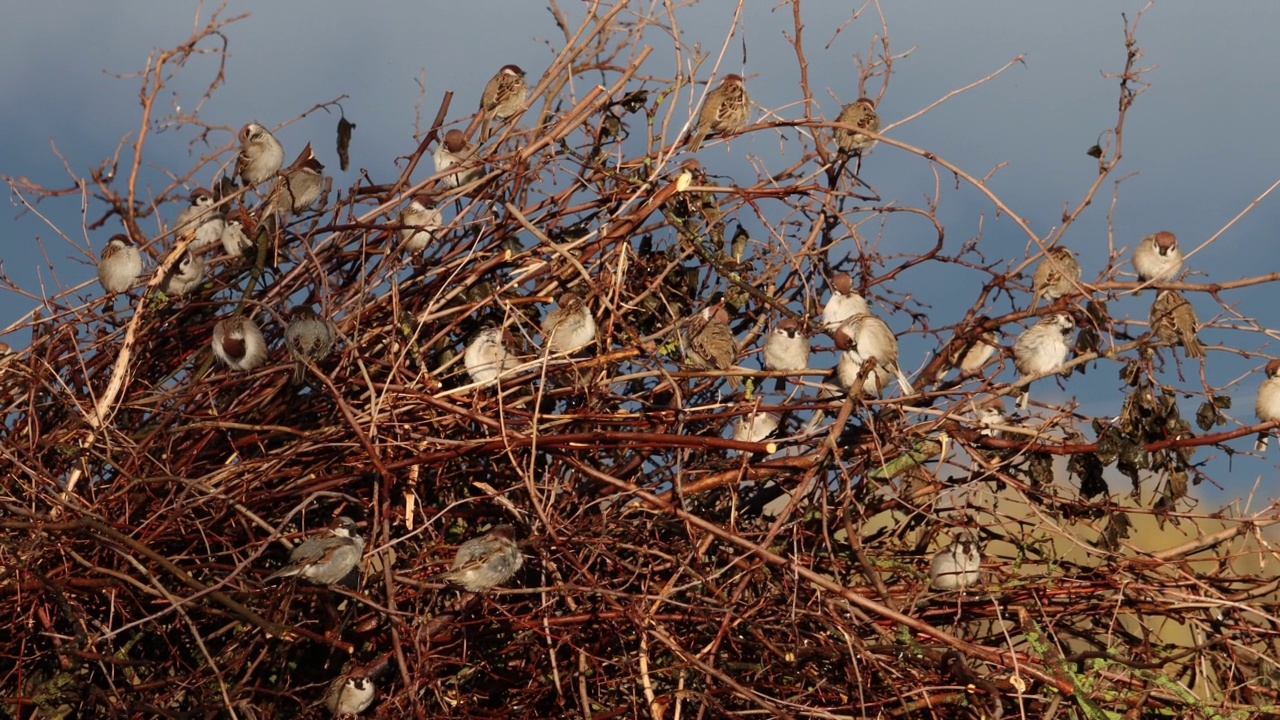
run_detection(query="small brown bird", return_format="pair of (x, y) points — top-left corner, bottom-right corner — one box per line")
(433, 130), (483, 189)
(683, 304), (738, 376)
(731, 411), (779, 446)
(762, 317), (809, 390)
(686, 74), (750, 151)
(1254, 359), (1280, 451)
(479, 64), (529, 142)
(944, 321), (1000, 379)
(1132, 230), (1183, 284)
(211, 316), (269, 372)
(97, 234), (143, 295)
(821, 273), (870, 331)
(323, 675), (376, 716)
(929, 531), (982, 591)
(263, 517), (363, 586)
(236, 122), (284, 186)
(1029, 247), (1081, 310)
(157, 251), (205, 297)
(1148, 290), (1204, 359)
(464, 328), (515, 385)
(398, 193), (442, 254)
(833, 313), (913, 395)
(265, 143), (325, 217)
(285, 306), (336, 384)
(441, 525), (523, 592)
(833, 97), (880, 156)
(220, 210), (255, 258)
(541, 292), (597, 354)
(1013, 312), (1073, 410)
(173, 188), (225, 250)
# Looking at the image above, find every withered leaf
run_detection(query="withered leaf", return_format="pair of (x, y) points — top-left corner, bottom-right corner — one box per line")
(336, 116), (356, 172)
(1068, 452), (1108, 499)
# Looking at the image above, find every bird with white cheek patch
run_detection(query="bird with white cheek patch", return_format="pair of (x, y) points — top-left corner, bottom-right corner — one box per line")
(236, 122), (284, 186)
(97, 234), (143, 296)
(211, 316), (269, 372)
(1012, 312), (1074, 410)
(1132, 230), (1183, 284)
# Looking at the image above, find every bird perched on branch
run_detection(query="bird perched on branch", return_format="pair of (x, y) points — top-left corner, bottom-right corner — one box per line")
(264, 516), (363, 586)
(265, 143), (325, 217)
(236, 122), (284, 186)
(464, 327), (515, 385)
(1132, 230), (1183, 284)
(542, 292), (597, 354)
(97, 234), (143, 296)
(323, 675), (375, 716)
(821, 273), (869, 332)
(1254, 359), (1280, 452)
(173, 188), (224, 251)
(929, 531), (981, 590)
(762, 317), (809, 390)
(220, 210), (255, 258)
(397, 193), (442, 254)
(833, 97), (880, 156)
(434, 129), (483, 189)
(1013, 312), (1073, 410)
(211, 316), (268, 372)
(1029, 247), (1080, 310)
(686, 74), (749, 151)
(479, 64), (528, 142)
(157, 251), (204, 297)
(441, 524), (523, 592)
(285, 306), (336, 384)
(1149, 289), (1204, 359)
(682, 304), (738, 383)
(834, 313), (913, 396)
(323, 675), (376, 716)
(732, 411), (779, 446)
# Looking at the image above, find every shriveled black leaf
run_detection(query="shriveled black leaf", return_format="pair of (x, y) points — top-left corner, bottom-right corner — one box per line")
(1119, 358), (1142, 387)
(1094, 425), (1123, 465)
(1087, 144), (1104, 158)
(1116, 438), (1147, 500)
(1068, 452), (1108, 499)
(1195, 400), (1221, 432)
(1026, 452), (1054, 488)
(619, 89), (648, 114)
(1085, 299), (1110, 326)
(1213, 395), (1232, 410)
(336, 116), (356, 172)
(1094, 511), (1132, 552)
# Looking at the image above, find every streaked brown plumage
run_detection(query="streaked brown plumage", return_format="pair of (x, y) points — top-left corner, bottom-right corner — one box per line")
(1029, 247), (1081, 310)
(833, 97), (880, 155)
(686, 74), (749, 151)
(479, 64), (528, 142)
(1149, 289), (1204, 359)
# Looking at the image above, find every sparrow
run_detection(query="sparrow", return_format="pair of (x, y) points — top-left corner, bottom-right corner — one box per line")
(220, 210), (255, 258)
(732, 411), (779, 445)
(285, 306), (336, 384)
(157, 251), (205, 297)
(977, 403), (1005, 437)
(929, 531), (981, 590)
(686, 74), (750, 151)
(762, 317), (809, 390)
(464, 327), (515, 385)
(440, 524), (522, 592)
(323, 675), (376, 716)
(682, 304), (738, 378)
(946, 322), (1000, 379)
(541, 292), (597, 354)
(833, 97), (880, 155)
(263, 516), (364, 586)
(211, 315), (269, 372)
(398, 193), (442, 254)
(236, 122), (285, 186)
(1012, 312), (1073, 410)
(265, 143), (325, 217)
(1132, 230), (1182, 284)
(1029, 247), (1081, 310)
(1254, 359), (1280, 451)
(97, 234), (143, 295)
(479, 64), (529, 142)
(833, 313), (913, 395)
(173, 188), (225, 250)
(821, 273), (869, 331)
(1148, 289), (1204, 359)
(433, 129), (483, 189)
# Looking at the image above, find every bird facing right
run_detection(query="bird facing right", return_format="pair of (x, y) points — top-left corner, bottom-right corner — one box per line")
(157, 251), (205, 297)
(479, 64), (529, 142)
(174, 188), (225, 251)
(833, 313), (913, 396)
(686, 74), (750, 151)
(1013, 312), (1074, 410)
(821, 273), (869, 332)
(682, 304), (738, 375)
(1029, 247), (1081, 310)
(1254, 359), (1280, 452)
(220, 210), (255, 258)
(440, 524), (523, 592)
(929, 531), (982, 590)
(211, 316), (269, 372)
(266, 143), (325, 217)
(1132, 230), (1183, 284)
(285, 306), (336, 384)
(1148, 289), (1204, 359)
(433, 130), (483, 189)
(263, 516), (364, 586)
(398, 193), (442, 254)
(97, 234), (143, 295)
(236, 122), (284, 186)
(833, 97), (880, 156)
(541, 292), (597, 354)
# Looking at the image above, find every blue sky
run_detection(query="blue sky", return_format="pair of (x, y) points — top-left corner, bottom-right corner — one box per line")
(2, 1), (1279, 502)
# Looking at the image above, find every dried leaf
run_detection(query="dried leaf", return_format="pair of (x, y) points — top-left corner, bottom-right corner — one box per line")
(336, 116), (356, 172)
